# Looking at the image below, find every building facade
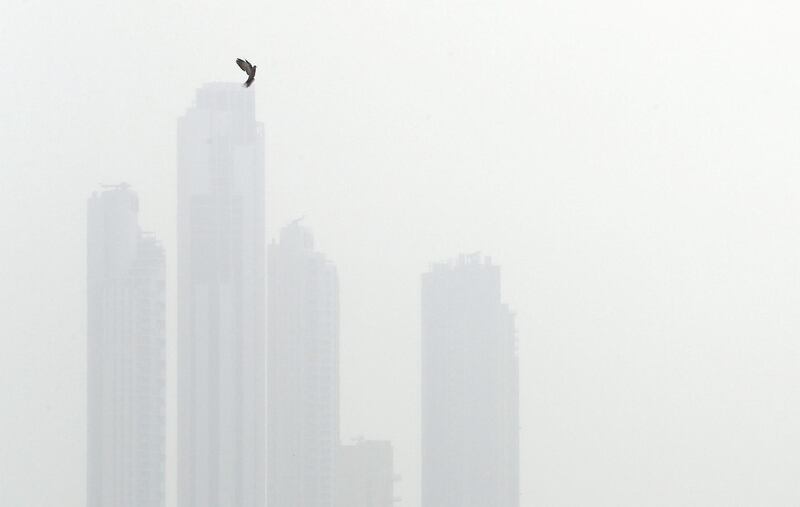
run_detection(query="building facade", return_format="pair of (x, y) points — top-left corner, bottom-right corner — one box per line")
(268, 222), (339, 507)
(177, 83), (266, 507)
(87, 184), (166, 507)
(421, 254), (519, 507)
(335, 440), (396, 507)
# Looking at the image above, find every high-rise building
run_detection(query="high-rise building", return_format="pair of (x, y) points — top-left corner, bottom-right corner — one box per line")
(421, 253), (519, 507)
(335, 440), (396, 507)
(87, 184), (166, 507)
(268, 221), (339, 507)
(177, 83), (265, 507)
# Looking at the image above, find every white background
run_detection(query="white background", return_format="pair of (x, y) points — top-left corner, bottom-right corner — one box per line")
(4, 1), (800, 505)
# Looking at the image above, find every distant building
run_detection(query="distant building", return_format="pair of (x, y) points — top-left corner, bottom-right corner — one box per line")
(177, 83), (266, 507)
(335, 440), (396, 507)
(268, 221), (339, 507)
(421, 254), (519, 507)
(87, 184), (166, 507)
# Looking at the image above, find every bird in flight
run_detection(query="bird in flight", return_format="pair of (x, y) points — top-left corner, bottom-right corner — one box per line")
(236, 58), (257, 88)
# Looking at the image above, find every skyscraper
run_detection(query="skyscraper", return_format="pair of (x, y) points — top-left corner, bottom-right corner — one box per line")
(268, 221), (339, 507)
(335, 440), (396, 507)
(87, 184), (166, 507)
(421, 253), (519, 507)
(177, 83), (265, 507)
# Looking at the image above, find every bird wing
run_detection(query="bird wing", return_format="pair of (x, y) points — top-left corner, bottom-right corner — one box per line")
(236, 58), (252, 73)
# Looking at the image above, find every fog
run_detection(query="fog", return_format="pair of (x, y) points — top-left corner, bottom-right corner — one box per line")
(5, 0), (800, 505)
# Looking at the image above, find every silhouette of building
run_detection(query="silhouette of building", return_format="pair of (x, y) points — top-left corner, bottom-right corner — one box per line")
(421, 253), (519, 507)
(335, 440), (396, 507)
(87, 184), (166, 507)
(268, 221), (339, 507)
(177, 83), (265, 507)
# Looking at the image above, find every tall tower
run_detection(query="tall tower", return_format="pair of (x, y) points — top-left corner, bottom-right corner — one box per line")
(420, 254), (519, 507)
(267, 222), (339, 507)
(335, 440), (396, 507)
(87, 184), (166, 507)
(177, 83), (265, 507)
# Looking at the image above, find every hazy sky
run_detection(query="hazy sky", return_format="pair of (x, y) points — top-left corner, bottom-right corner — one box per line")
(5, 1), (800, 505)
